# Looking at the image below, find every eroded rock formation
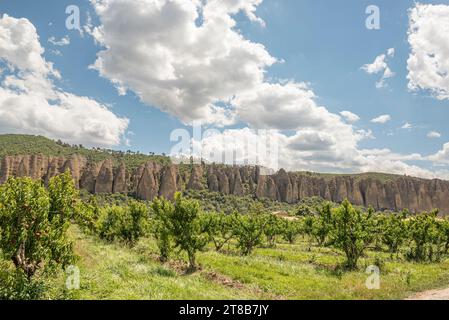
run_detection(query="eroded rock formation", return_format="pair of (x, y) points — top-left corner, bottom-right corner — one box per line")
(2, 154), (449, 214)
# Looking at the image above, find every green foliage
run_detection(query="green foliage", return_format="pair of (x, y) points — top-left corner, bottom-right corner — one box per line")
(294, 197), (327, 216)
(201, 212), (236, 252)
(0, 261), (46, 300)
(379, 211), (408, 253)
(0, 173), (76, 280)
(151, 193), (207, 270)
(97, 201), (149, 245)
(184, 189), (296, 215)
(150, 198), (174, 262)
(0, 173), (78, 299)
(281, 220), (302, 244)
(263, 215), (284, 247)
(76, 195), (101, 234)
(311, 203), (333, 246)
(0, 134), (170, 170)
(233, 213), (268, 256)
(405, 211), (447, 262)
(328, 201), (376, 270)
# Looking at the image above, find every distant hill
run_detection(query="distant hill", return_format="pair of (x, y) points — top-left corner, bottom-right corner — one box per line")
(0, 134), (170, 170)
(1, 134), (449, 214)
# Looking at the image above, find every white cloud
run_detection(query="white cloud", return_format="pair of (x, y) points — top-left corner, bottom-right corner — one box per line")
(387, 48), (395, 57)
(429, 143), (449, 164)
(361, 48), (395, 88)
(340, 110), (360, 123)
(89, 0), (367, 151)
(407, 3), (449, 100)
(0, 14), (128, 146)
(90, 0), (274, 126)
(401, 122), (412, 129)
(87, 0), (449, 180)
(48, 35), (70, 46)
(193, 128), (444, 179)
(50, 49), (62, 56)
(428, 131), (442, 139)
(371, 114), (391, 124)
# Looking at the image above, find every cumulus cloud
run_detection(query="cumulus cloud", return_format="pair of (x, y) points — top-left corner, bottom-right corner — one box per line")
(407, 3), (449, 100)
(0, 14), (128, 146)
(89, 0), (366, 152)
(193, 128), (443, 179)
(90, 0), (275, 126)
(428, 131), (442, 139)
(429, 143), (449, 164)
(371, 114), (391, 124)
(361, 48), (395, 88)
(87, 0), (448, 179)
(340, 111), (360, 123)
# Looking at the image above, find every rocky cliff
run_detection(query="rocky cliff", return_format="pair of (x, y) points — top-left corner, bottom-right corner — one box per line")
(1, 154), (449, 214)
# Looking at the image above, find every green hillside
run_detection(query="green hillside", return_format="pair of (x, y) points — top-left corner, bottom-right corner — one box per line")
(0, 134), (424, 182)
(0, 134), (170, 170)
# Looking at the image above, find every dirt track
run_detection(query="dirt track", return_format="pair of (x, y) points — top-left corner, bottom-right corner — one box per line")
(406, 288), (449, 300)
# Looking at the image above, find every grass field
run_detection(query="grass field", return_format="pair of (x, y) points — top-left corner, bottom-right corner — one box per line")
(44, 226), (449, 300)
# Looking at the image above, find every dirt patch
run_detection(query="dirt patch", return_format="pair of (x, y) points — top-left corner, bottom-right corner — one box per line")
(203, 271), (247, 290)
(272, 211), (298, 221)
(202, 270), (283, 300)
(406, 287), (449, 300)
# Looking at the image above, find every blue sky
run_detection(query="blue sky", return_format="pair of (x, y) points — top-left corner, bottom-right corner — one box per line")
(1, 0), (449, 178)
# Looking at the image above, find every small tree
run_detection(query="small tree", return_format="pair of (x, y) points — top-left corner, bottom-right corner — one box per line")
(380, 211), (407, 253)
(233, 213), (267, 256)
(151, 197), (174, 262)
(152, 193), (207, 270)
(201, 212), (235, 252)
(329, 200), (376, 270)
(127, 200), (150, 243)
(263, 214), (284, 247)
(406, 210), (444, 262)
(311, 203), (333, 246)
(0, 172), (77, 280)
(76, 195), (101, 234)
(282, 220), (302, 244)
(171, 193), (207, 270)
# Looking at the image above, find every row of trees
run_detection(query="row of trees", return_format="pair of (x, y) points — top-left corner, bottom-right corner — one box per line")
(2, 173), (449, 299)
(84, 194), (449, 271)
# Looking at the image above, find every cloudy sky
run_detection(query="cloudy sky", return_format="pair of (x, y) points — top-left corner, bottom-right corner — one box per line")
(1, 0), (449, 179)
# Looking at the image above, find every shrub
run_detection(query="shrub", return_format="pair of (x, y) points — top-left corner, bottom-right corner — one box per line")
(97, 201), (149, 245)
(328, 200), (376, 270)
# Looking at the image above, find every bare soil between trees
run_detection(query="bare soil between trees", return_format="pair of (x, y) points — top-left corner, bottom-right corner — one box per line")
(406, 287), (449, 300)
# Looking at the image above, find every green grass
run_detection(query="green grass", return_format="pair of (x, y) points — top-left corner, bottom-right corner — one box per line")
(62, 226), (268, 300)
(41, 227), (449, 300)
